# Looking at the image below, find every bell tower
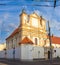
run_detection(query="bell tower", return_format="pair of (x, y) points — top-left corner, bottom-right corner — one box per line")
(19, 9), (28, 27)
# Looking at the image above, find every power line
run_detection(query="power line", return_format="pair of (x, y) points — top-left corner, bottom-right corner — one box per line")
(26, 0), (60, 2)
(0, 0), (17, 1)
(0, 4), (60, 7)
(0, 0), (60, 2)
(0, 0), (60, 8)
(54, 0), (56, 8)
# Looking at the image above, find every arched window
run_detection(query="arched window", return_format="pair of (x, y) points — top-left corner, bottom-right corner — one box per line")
(11, 39), (13, 48)
(6, 41), (9, 49)
(40, 16), (42, 26)
(27, 15), (30, 23)
(35, 38), (37, 45)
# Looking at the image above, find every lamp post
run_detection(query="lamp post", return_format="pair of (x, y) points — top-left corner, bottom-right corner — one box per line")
(48, 21), (52, 61)
(4, 48), (7, 58)
(13, 47), (15, 60)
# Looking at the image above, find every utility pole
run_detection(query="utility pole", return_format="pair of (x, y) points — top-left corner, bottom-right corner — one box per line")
(48, 21), (52, 61)
(54, 0), (56, 8)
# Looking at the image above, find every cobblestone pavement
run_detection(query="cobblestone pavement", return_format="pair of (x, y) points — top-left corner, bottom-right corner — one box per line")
(0, 58), (60, 65)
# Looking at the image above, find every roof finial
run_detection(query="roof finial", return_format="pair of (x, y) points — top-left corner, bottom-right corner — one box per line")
(22, 8), (26, 13)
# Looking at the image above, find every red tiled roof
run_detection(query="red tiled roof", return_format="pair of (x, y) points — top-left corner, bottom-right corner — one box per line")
(51, 36), (60, 44)
(6, 28), (19, 40)
(19, 37), (33, 44)
(47, 36), (60, 44)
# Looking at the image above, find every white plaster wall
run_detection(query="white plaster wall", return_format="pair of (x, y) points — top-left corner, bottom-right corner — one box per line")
(6, 46), (21, 59)
(0, 45), (44, 60)
(7, 49), (13, 59)
(33, 46), (44, 59)
(27, 45), (33, 60)
(0, 51), (5, 58)
(21, 44), (33, 60)
(53, 48), (60, 58)
(15, 46), (21, 59)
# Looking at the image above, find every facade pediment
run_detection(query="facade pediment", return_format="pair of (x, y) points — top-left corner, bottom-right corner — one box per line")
(30, 12), (40, 18)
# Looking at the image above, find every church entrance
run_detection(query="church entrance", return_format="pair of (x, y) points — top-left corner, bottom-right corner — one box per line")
(44, 47), (53, 59)
(48, 51), (50, 59)
(44, 47), (50, 59)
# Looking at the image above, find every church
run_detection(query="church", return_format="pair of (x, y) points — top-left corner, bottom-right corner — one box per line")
(6, 10), (60, 60)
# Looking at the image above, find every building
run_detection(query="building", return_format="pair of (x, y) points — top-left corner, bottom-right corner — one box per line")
(6, 10), (47, 49)
(6, 10), (60, 60)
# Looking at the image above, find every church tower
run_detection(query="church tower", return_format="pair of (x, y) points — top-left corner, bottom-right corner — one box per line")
(19, 9), (28, 26)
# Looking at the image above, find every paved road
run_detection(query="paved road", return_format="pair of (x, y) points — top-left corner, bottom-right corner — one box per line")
(0, 59), (60, 65)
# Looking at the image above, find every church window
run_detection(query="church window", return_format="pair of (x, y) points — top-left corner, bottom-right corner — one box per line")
(40, 16), (42, 26)
(7, 41), (9, 49)
(15, 37), (17, 47)
(27, 15), (29, 23)
(35, 38), (37, 45)
(11, 39), (13, 48)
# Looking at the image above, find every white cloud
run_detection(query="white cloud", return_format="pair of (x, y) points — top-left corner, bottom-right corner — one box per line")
(0, 19), (3, 30)
(0, 19), (2, 24)
(2, 23), (18, 38)
(22, 5), (27, 9)
(4, 28), (10, 32)
(46, 2), (51, 6)
(8, 23), (17, 29)
(3, 13), (10, 20)
(49, 19), (60, 30)
(54, 7), (60, 17)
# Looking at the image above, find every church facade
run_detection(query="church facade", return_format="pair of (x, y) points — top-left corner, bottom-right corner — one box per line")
(6, 10), (47, 49)
(6, 10), (60, 60)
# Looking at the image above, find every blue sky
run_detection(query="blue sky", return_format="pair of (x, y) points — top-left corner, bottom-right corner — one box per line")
(0, 0), (60, 43)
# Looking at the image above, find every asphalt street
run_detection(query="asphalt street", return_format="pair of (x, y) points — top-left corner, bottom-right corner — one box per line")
(0, 59), (60, 65)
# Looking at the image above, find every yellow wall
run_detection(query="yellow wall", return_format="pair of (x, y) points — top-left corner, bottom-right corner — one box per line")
(21, 12), (47, 46)
(0, 43), (6, 51)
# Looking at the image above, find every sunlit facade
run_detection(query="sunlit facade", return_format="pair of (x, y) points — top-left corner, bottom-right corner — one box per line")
(6, 10), (48, 49)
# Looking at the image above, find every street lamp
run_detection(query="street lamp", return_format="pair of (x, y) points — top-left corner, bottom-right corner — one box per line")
(4, 48), (7, 58)
(13, 47), (15, 60)
(48, 21), (52, 61)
